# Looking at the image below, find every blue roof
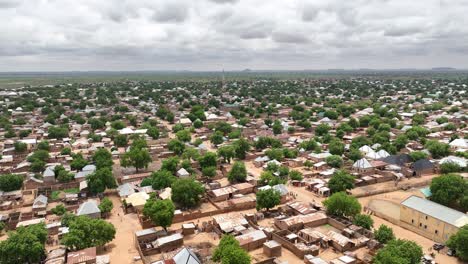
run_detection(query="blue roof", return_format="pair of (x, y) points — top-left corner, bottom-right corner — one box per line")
(419, 187), (432, 198)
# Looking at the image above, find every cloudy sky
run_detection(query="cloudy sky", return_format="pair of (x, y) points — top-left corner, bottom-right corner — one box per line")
(1, 0), (467, 71)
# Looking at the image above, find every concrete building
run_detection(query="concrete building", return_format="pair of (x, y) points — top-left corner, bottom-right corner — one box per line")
(400, 195), (468, 243)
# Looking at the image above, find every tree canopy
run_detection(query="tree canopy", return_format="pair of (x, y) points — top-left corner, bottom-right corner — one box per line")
(373, 239), (423, 264)
(256, 188), (281, 211)
(212, 235), (251, 264)
(374, 224), (395, 244)
(0, 174), (23, 192)
(86, 167), (117, 195)
(120, 142), (152, 172)
(323, 192), (361, 218)
(430, 174), (467, 210)
(61, 215), (116, 251)
(353, 214), (374, 229)
(143, 199), (175, 231)
(171, 178), (204, 208)
(328, 170), (355, 193)
(0, 223), (47, 264)
(92, 148), (114, 169)
(227, 161), (247, 183)
(447, 224), (468, 261)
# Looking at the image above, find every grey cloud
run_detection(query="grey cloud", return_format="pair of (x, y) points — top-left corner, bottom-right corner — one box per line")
(272, 32), (309, 44)
(152, 3), (189, 23)
(208, 0), (239, 4)
(239, 30), (269, 39)
(0, 0), (20, 8)
(384, 26), (424, 37)
(0, 0), (467, 71)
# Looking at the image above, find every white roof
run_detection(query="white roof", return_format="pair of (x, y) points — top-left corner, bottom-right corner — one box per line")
(177, 168), (190, 177)
(353, 158), (373, 169)
(450, 138), (468, 148)
(18, 138), (37, 144)
(376, 149), (390, 158)
(77, 199), (101, 216)
(439, 156), (467, 168)
(359, 145), (373, 154)
(119, 127), (134, 135)
(365, 151), (381, 160)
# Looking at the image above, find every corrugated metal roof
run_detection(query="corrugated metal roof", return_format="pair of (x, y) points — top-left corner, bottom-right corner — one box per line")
(401, 195), (468, 227)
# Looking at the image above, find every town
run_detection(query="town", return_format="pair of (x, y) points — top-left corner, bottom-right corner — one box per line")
(0, 75), (466, 264)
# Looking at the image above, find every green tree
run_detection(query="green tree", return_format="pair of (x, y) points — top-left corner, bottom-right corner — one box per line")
(328, 170), (355, 193)
(168, 139), (185, 155)
(48, 126), (69, 139)
(374, 224), (395, 244)
(218, 145), (235, 163)
(120, 146), (152, 172)
(409, 151), (428, 161)
(61, 147), (72, 155)
(353, 214), (373, 229)
(315, 123), (330, 136)
(393, 134), (408, 150)
(92, 148), (114, 169)
(176, 129), (191, 142)
(0, 223), (47, 264)
(430, 174), (466, 208)
(233, 138), (250, 159)
(440, 162), (462, 174)
(373, 239), (423, 264)
(0, 174), (23, 191)
(193, 119), (203, 128)
(70, 153), (88, 171)
(256, 188), (281, 211)
(161, 157), (180, 174)
(143, 199), (175, 231)
(272, 120), (282, 135)
(198, 151), (218, 169)
(171, 178), (204, 208)
(289, 170), (303, 181)
(412, 114), (425, 125)
(114, 134), (128, 147)
(425, 140), (450, 159)
(98, 197), (113, 216)
(111, 120), (125, 130)
(265, 148), (284, 161)
(323, 192), (361, 218)
(146, 126), (160, 139)
(227, 161), (247, 183)
(27, 149), (50, 162)
(61, 216), (116, 251)
(151, 170), (177, 190)
(326, 155), (343, 168)
(329, 139), (345, 155)
(86, 167), (117, 195)
(57, 170), (74, 183)
(14, 142), (27, 152)
(213, 235), (251, 264)
(202, 166), (217, 177)
(210, 131), (224, 145)
(37, 140), (50, 151)
(447, 225), (468, 261)
(51, 204), (67, 216)
(347, 148), (362, 161)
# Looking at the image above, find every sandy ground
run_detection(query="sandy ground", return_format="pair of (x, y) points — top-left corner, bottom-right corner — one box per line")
(104, 195), (143, 264)
(351, 174), (437, 197)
